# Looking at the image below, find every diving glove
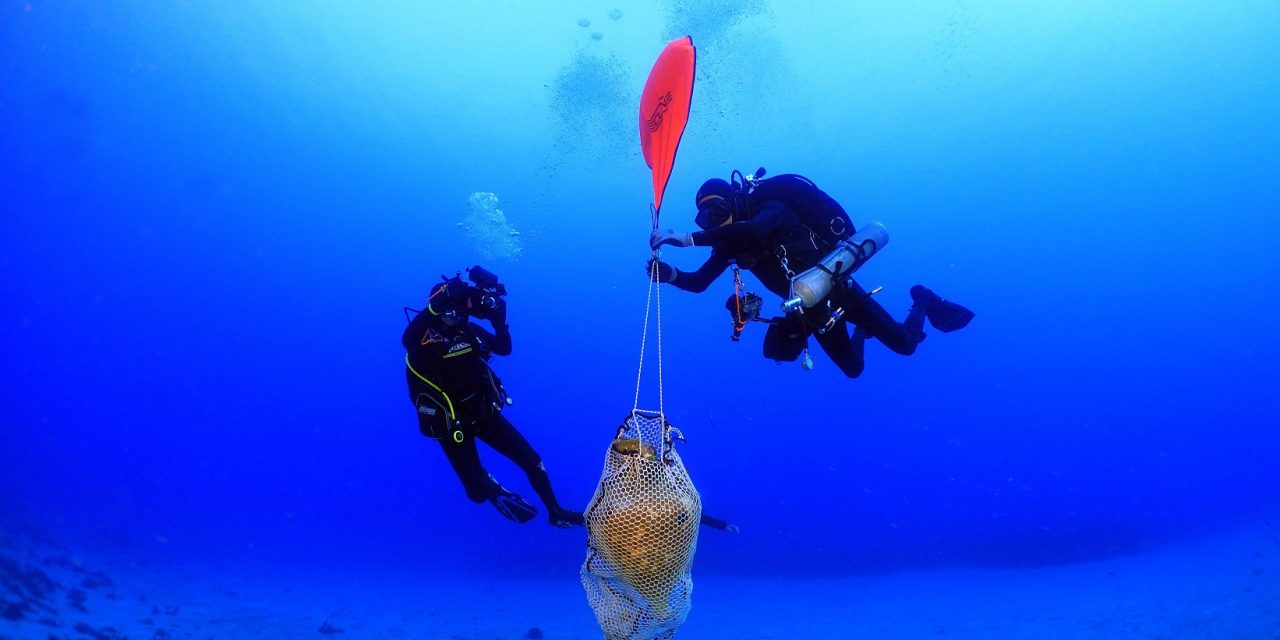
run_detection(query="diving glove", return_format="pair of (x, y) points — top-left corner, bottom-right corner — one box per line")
(490, 490), (537, 523)
(650, 228), (693, 250)
(646, 258), (678, 284)
(482, 296), (508, 324)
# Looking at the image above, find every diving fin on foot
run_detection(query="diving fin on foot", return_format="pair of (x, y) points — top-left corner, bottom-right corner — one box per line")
(549, 509), (585, 528)
(911, 285), (974, 333)
(490, 490), (538, 523)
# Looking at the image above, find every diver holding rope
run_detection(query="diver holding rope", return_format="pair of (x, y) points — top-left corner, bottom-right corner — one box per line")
(648, 169), (973, 378)
(402, 266), (584, 527)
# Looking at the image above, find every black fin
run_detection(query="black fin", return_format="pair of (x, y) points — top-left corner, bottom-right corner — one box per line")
(911, 285), (974, 333)
(490, 492), (538, 523)
(926, 298), (974, 332)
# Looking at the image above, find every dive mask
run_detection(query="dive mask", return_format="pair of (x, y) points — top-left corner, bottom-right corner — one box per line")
(694, 195), (733, 230)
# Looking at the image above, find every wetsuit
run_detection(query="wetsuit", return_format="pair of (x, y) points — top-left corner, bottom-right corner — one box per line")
(670, 198), (926, 378)
(402, 308), (572, 517)
(699, 514), (735, 531)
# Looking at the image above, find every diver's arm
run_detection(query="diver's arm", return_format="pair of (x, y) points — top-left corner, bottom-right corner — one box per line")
(689, 200), (790, 248)
(669, 253), (731, 293)
(469, 321), (512, 357)
(469, 297), (511, 356)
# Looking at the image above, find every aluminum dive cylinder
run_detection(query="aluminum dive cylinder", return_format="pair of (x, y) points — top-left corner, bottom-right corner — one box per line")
(782, 222), (890, 312)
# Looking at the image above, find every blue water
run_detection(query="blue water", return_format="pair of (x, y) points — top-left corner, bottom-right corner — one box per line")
(2, 0), (1279, 629)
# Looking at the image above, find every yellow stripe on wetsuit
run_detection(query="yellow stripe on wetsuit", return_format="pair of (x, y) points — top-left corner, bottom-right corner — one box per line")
(404, 354), (456, 420)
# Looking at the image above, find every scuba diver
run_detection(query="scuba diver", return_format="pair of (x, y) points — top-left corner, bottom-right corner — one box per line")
(402, 266), (585, 527)
(647, 169), (973, 378)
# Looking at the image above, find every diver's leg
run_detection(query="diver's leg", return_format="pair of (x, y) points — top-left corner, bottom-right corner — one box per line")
(478, 413), (583, 526)
(843, 279), (922, 356)
(439, 426), (537, 523)
(699, 514), (740, 533)
(437, 434), (501, 503)
(904, 303), (927, 341)
(812, 321), (866, 378)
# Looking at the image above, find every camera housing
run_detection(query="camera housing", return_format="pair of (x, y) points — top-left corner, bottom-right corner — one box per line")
(466, 265), (506, 309)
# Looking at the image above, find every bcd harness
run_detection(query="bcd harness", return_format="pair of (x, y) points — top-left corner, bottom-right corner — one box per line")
(405, 354), (463, 443)
(721, 169), (861, 345)
(405, 327), (510, 444)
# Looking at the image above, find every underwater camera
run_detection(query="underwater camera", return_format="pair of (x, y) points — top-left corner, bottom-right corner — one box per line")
(725, 290), (764, 342)
(466, 265), (507, 309)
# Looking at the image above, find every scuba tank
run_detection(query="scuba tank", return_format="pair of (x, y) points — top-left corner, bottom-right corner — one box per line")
(782, 222), (890, 312)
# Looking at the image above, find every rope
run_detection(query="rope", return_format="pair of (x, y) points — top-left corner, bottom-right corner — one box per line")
(631, 247), (668, 452)
(656, 253), (665, 418)
(633, 203), (668, 448)
(631, 255), (657, 416)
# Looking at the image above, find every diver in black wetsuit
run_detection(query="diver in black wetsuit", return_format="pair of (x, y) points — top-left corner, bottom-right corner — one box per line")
(403, 268), (584, 527)
(648, 173), (972, 379)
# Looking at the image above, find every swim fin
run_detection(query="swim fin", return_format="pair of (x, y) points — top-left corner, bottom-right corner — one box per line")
(910, 285), (974, 333)
(490, 490), (538, 523)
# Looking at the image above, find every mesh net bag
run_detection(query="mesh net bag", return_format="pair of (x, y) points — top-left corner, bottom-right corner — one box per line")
(581, 411), (702, 640)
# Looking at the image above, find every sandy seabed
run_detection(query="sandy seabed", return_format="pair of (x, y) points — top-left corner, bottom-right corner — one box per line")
(3, 524), (1278, 639)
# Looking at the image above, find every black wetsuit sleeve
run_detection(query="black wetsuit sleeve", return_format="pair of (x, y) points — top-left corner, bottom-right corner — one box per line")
(690, 200), (791, 248)
(671, 252), (731, 293)
(469, 321), (512, 357)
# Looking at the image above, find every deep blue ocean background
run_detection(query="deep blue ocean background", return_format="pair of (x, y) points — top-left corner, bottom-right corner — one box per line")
(3, 0), (1279, 589)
